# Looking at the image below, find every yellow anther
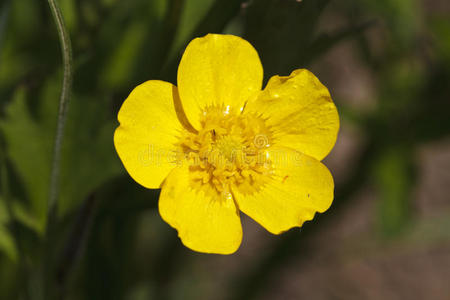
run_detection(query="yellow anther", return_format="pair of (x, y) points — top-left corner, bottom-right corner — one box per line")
(180, 107), (272, 193)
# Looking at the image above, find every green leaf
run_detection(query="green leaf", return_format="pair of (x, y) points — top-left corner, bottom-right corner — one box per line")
(430, 17), (450, 68)
(60, 0), (77, 34)
(0, 197), (17, 262)
(59, 93), (122, 215)
(244, 0), (329, 79)
(168, 0), (216, 61)
(0, 87), (51, 234)
(0, 225), (17, 262)
(0, 71), (122, 233)
(100, 21), (148, 89)
(374, 147), (414, 237)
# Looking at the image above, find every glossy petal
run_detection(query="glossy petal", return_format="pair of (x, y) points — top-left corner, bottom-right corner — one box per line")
(159, 163), (243, 254)
(177, 34), (263, 129)
(114, 80), (183, 189)
(246, 69), (339, 161)
(232, 147), (334, 234)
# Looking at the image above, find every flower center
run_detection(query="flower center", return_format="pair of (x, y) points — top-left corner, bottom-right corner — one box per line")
(179, 106), (273, 194)
(215, 135), (242, 163)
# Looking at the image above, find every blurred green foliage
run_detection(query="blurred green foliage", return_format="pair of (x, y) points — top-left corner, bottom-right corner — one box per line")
(0, 0), (449, 299)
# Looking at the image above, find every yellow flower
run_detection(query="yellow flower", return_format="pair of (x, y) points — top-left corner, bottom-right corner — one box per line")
(114, 34), (339, 254)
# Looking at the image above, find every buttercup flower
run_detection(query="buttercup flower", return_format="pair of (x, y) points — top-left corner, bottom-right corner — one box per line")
(114, 34), (339, 254)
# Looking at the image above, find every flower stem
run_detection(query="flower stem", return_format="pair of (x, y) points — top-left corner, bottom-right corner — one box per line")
(46, 0), (73, 225)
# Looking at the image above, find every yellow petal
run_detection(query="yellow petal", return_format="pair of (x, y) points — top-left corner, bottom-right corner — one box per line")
(114, 80), (183, 189)
(246, 69), (339, 161)
(177, 34), (263, 129)
(159, 163), (242, 254)
(232, 147), (334, 234)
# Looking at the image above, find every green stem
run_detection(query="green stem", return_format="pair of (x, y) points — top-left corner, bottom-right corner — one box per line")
(46, 0), (73, 225)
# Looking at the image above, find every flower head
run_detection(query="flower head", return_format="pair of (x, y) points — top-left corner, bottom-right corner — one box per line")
(114, 34), (339, 254)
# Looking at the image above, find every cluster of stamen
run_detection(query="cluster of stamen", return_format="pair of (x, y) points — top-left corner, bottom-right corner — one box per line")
(179, 107), (272, 194)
